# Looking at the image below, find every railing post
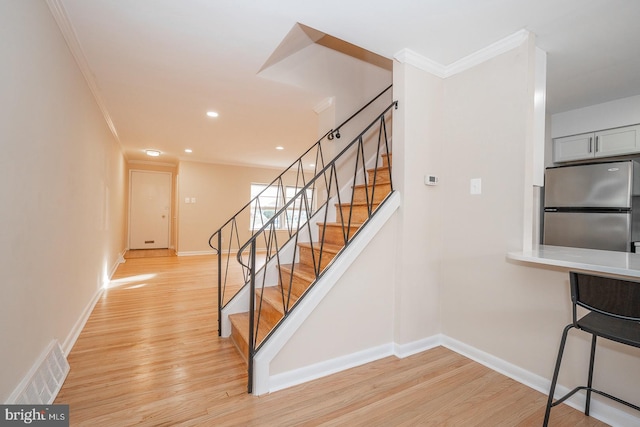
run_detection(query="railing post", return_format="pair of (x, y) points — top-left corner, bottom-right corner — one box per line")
(217, 232), (222, 336)
(247, 240), (256, 394)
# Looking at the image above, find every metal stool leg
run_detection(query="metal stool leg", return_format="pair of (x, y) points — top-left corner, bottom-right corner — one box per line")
(544, 324), (574, 427)
(585, 334), (597, 416)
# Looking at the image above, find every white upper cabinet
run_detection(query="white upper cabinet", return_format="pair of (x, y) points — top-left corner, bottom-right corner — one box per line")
(553, 132), (594, 163)
(595, 125), (640, 157)
(553, 124), (640, 163)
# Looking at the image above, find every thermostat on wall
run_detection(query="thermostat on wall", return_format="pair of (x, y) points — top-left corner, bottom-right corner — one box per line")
(425, 175), (439, 186)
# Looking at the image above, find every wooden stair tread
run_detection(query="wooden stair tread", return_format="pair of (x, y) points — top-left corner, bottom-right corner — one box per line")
(317, 221), (365, 228)
(353, 182), (391, 190)
(229, 311), (271, 347)
(335, 201), (380, 208)
(367, 166), (391, 174)
(258, 286), (298, 314)
(280, 262), (317, 281)
(297, 242), (343, 254)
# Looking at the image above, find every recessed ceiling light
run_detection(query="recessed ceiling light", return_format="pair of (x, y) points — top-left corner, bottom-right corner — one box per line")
(206, 111), (219, 118)
(184, 149), (193, 153)
(145, 149), (161, 157)
(275, 146), (284, 150)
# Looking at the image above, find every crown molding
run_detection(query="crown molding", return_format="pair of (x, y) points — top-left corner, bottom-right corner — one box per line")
(313, 96), (335, 114)
(128, 160), (177, 167)
(394, 29), (531, 79)
(45, 0), (120, 143)
(447, 29), (530, 76)
(394, 49), (447, 78)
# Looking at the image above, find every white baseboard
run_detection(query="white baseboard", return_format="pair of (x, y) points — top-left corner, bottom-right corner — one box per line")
(176, 250), (216, 256)
(62, 287), (103, 356)
(267, 335), (441, 395)
(111, 250), (126, 274)
(269, 343), (395, 393)
(265, 333), (639, 426)
(441, 335), (640, 427)
(61, 250), (125, 355)
(394, 334), (442, 358)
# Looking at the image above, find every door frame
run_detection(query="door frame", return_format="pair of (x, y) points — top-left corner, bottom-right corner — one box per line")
(128, 170), (173, 250)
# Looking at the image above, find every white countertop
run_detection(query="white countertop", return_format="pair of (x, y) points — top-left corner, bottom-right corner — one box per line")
(507, 245), (640, 279)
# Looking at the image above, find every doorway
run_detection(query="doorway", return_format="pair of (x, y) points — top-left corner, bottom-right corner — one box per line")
(129, 170), (172, 250)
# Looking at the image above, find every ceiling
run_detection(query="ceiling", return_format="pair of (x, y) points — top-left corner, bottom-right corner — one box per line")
(56, 0), (640, 168)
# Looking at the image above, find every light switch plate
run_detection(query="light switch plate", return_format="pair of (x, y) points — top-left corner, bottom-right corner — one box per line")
(470, 178), (482, 195)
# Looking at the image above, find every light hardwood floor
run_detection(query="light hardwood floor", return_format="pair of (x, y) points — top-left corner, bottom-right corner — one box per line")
(55, 254), (607, 426)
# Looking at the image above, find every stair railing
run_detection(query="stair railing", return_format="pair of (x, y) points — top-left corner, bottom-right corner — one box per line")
(209, 85), (393, 336)
(238, 99), (397, 392)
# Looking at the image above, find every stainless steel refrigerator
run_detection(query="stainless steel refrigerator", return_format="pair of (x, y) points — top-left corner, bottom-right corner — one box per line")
(543, 160), (640, 252)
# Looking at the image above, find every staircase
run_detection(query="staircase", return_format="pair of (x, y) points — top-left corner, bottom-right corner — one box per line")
(228, 153), (392, 362)
(209, 87), (397, 393)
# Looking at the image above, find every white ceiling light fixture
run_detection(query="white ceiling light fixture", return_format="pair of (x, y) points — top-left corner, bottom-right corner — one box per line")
(275, 146), (284, 150)
(206, 111), (219, 118)
(145, 149), (161, 157)
(185, 148), (193, 153)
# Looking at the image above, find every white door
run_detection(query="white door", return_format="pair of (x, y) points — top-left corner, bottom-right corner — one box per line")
(129, 171), (171, 249)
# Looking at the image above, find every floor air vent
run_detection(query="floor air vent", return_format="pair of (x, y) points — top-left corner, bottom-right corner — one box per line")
(11, 340), (69, 404)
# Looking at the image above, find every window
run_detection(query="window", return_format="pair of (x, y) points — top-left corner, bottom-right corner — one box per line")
(250, 183), (314, 230)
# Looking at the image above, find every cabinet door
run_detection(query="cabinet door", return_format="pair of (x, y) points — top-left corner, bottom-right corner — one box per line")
(553, 133), (594, 163)
(595, 125), (640, 158)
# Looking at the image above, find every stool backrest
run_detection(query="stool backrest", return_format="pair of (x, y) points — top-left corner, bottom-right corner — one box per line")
(570, 272), (640, 323)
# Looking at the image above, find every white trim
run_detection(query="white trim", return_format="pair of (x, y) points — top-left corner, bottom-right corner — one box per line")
(108, 250), (127, 279)
(446, 29), (530, 77)
(313, 96), (335, 114)
(127, 160), (177, 168)
(176, 250), (217, 256)
(62, 288), (103, 356)
(394, 334), (443, 358)
(269, 343), (395, 393)
(252, 191), (401, 395)
(63, 249), (123, 357)
(441, 335), (640, 427)
(261, 330), (639, 426)
(268, 335), (443, 395)
(394, 29), (530, 78)
(394, 49), (447, 78)
(45, 0), (120, 144)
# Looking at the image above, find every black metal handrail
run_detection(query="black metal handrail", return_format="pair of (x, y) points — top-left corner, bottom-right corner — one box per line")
(237, 100), (397, 393)
(208, 85), (393, 335)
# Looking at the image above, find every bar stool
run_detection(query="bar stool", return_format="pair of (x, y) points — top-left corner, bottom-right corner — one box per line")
(543, 271), (640, 426)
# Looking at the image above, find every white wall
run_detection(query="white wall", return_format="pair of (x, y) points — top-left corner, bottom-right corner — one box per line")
(551, 94), (640, 138)
(269, 213), (397, 375)
(435, 35), (640, 420)
(392, 62), (444, 344)
(438, 38), (554, 353)
(0, 1), (126, 402)
(177, 161), (314, 254)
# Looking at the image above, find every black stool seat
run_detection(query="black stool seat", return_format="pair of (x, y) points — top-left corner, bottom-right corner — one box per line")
(543, 271), (640, 426)
(578, 311), (640, 347)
